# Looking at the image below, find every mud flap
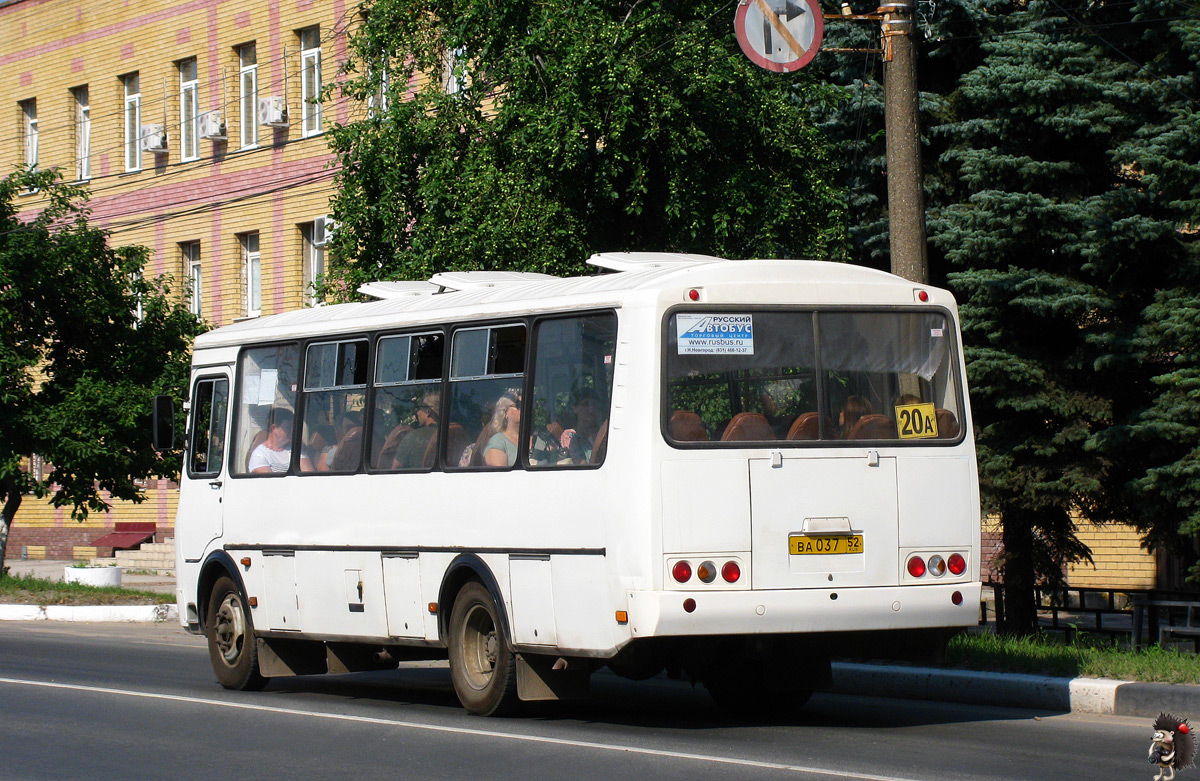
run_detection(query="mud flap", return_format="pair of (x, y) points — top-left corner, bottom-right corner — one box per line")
(516, 653), (590, 702)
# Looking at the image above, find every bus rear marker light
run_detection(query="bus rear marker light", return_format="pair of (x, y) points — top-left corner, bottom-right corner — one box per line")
(688, 289), (700, 301)
(248, 597), (258, 607)
(683, 598), (696, 613)
(951, 591), (963, 605)
(240, 557), (252, 568)
(615, 611), (628, 624)
(427, 602), (438, 614)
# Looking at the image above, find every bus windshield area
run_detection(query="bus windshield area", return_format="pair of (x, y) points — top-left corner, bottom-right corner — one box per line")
(665, 310), (963, 444)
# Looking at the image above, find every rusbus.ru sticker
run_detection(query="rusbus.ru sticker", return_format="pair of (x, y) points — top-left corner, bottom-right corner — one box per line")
(677, 314), (754, 355)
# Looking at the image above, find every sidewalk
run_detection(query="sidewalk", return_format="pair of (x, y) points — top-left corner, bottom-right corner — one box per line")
(2, 558), (177, 623)
(2, 564), (1198, 718)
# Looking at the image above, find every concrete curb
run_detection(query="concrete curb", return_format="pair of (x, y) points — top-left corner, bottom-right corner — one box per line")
(0, 603), (178, 623)
(832, 661), (1200, 718)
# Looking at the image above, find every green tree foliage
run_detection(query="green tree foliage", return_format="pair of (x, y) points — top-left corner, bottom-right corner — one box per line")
(322, 0), (848, 295)
(930, 0), (1200, 629)
(0, 169), (204, 572)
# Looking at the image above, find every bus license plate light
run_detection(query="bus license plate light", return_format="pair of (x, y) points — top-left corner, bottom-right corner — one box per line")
(789, 534), (864, 555)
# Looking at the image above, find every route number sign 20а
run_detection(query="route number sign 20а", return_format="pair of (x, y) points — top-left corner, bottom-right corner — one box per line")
(734, 0), (824, 73)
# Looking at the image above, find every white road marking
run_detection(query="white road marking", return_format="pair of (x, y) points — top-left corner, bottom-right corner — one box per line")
(0, 675), (919, 780)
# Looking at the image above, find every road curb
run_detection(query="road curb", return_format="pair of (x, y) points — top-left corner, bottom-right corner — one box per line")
(832, 661), (1200, 718)
(0, 603), (178, 623)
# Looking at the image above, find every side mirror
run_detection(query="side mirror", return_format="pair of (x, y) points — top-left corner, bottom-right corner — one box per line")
(152, 395), (176, 451)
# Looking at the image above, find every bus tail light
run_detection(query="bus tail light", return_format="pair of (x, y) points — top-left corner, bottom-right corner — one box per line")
(948, 553), (966, 575)
(721, 561), (741, 583)
(672, 560), (692, 583)
(906, 555), (926, 578)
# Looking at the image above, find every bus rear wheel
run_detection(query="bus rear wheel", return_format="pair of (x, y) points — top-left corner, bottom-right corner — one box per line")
(447, 582), (519, 716)
(206, 575), (267, 691)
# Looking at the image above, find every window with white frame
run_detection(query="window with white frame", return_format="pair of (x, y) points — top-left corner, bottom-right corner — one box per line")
(368, 64), (389, 117)
(242, 232), (261, 317)
(299, 27), (322, 137)
(238, 43), (258, 149)
(20, 99), (37, 171)
(179, 58), (199, 161)
(72, 87), (90, 180)
(182, 241), (202, 317)
(123, 73), (141, 172)
(443, 46), (467, 95)
(301, 222), (325, 306)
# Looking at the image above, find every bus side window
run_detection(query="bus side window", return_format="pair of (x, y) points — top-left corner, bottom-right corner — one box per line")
(188, 377), (228, 476)
(527, 313), (617, 468)
(447, 324), (525, 469)
(371, 332), (444, 471)
(233, 344), (300, 475)
(300, 339), (369, 473)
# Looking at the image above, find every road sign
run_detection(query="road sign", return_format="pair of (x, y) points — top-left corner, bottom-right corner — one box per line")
(734, 0), (824, 73)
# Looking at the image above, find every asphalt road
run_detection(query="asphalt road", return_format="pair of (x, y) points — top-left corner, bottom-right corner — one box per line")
(0, 622), (1158, 780)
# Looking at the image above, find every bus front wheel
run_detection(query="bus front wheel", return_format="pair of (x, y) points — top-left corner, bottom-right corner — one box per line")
(205, 575), (267, 691)
(447, 582), (519, 716)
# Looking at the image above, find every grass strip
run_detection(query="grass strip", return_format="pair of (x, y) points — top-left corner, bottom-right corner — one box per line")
(0, 572), (171, 606)
(948, 631), (1200, 685)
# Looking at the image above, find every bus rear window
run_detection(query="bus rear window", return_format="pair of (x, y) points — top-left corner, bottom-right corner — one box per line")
(665, 310), (962, 444)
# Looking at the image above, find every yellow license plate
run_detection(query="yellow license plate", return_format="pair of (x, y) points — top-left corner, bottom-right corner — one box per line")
(789, 535), (864, 555)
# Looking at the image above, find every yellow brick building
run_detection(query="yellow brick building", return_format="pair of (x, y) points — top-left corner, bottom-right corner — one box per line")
(2, 0), (362, 559)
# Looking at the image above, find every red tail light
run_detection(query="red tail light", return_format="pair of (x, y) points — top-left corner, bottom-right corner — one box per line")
(672, 560), (692, 583)
(948, 553), (966, 575)
(906, 556), (926, 578)
(721, 561), (741, 583)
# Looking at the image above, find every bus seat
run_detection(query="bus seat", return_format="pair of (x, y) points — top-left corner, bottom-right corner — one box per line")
(331, 427), (363, 471)
(847, 414), (897, 440)
(668, 410), (708, 442)
(242, 430), (268, 472)
(377, 424), (412, 469)
(786, 412), (826, 441)
(590, 420), (609, 464)
(935, 408), (961, 439)
(427, 423), (469, 468)
(721, 412), (776, 442)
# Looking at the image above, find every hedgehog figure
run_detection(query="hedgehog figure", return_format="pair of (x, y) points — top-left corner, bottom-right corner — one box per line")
(1149, 712), (1195, 781)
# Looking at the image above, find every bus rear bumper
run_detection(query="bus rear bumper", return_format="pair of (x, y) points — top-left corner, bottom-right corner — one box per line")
(626, 582), (981, 638)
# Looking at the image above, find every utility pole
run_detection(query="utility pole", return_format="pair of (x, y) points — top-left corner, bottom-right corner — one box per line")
(880, 1), (927, 284)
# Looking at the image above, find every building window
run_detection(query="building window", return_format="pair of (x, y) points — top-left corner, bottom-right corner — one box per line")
(238, 43), (258, 149)
(123, 73), (141, 172)
(301, 222), (325, 306)
(20, 99), (37, 171)
(443, 47), (467, 95)
(368, 66), (389, 117)
(241, 232), (261, 317)
(72, 87), (90, 180)
(179, 58), (199, 161)
(182, 242), (202, 317)
(299, 27), (322, 137)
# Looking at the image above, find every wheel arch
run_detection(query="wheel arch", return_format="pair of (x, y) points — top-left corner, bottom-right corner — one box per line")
(197, 550), (246, 631)
(437, 553), (511, 645)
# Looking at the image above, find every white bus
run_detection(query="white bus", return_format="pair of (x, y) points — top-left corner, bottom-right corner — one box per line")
(175, 252), (981, 716)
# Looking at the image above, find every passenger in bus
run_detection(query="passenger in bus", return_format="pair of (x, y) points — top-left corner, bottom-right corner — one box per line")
(301, 423), (336, 473)
(559, 393), (602, 463)
(838, 395), (872, 439)
(392, 391), (440, 469)
(483, 392), (521, 467)
(249, 408), (300, 473)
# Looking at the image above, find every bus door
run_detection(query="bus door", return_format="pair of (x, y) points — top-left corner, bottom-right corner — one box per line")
(749, 453), (899, 590)
(177, 370), (231, 557)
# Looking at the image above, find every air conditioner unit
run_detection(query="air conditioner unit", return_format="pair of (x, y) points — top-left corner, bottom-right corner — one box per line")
(199, 110), (227, 140)
(313, 215), (337, 247)
(258, 96), (289, 127)
(140, 124), (168, 153)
